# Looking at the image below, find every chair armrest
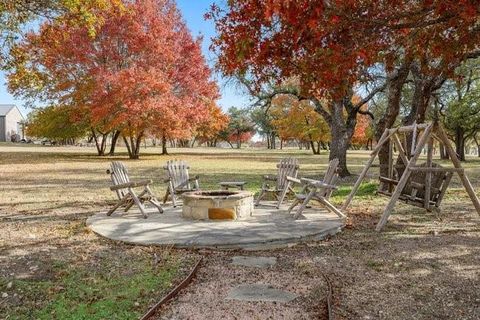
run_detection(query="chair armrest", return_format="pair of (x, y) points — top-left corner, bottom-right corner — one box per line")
(110, 179), (152, 191)
(300, 178), (337, 190)
(163, 177), (172, 183)
(286, 176), (301, 184)
(300, 177), (316, 184)
(263, 175), (277, 181)
(189, 175), (199, 181)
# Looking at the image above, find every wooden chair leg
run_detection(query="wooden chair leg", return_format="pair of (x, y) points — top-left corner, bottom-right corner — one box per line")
(171, 189), (177, 208)
(277, 184), (290, 209)
(165, 182), (177, 207)
(149, 199), (164, 213)
(124, 200), (135, 212)
(288, 198), (300, 214)
(317, 197), (346, 219)
(294, 190), (315, 219)
(107, 198), (127, 216)
(163, 188), (170, 204)
(145, 186), (163, 213)
(129, 188), (148, 218)
(255, 188), (266, 206)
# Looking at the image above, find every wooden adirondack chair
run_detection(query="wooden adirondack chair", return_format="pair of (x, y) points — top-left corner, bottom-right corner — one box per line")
(287, 158), (345, 220)
(255, 157), (299, 208)
(163, 160), (200, 207)
(106, 161), (163, 218)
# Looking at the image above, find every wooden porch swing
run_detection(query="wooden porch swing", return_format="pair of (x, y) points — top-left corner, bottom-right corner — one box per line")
(342, 121), (480, 231)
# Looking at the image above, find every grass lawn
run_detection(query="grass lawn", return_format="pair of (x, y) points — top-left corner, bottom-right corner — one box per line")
(1, 143), (479, 319)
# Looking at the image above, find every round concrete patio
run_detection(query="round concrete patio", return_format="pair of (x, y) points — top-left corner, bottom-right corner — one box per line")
(86, 202), (344, 250)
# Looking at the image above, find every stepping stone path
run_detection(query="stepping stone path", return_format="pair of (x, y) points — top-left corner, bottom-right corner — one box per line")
(231, 256), (277, 268)
(226, 284), (298, 303)
(227, 256), (297, 303)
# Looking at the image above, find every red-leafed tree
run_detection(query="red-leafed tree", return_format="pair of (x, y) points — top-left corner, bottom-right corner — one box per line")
(208, 1), (480, 176)
(350, 97), (372, 149)
(8, 0), (219, 158)
(351, 114), (371, 149)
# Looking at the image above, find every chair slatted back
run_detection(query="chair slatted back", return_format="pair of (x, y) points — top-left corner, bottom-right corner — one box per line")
(407, 162), (448, 201)
(276, 157), (299, 190)
(109, 161), (130, 199)
(164, 160), (191, 189)
(319, 159), (339, 198)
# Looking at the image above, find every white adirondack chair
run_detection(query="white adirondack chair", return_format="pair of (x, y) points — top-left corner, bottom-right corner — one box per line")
(106, 161), (163, 218)
(163, 160), (200, 207)
(287, 158), (345, 219)
(255, 157), (299, 208)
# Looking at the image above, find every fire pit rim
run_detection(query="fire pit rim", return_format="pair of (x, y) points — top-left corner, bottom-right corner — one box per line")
(181, 190), (252, 200)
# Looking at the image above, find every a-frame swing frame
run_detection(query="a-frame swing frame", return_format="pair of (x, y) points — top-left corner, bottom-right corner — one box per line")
(342, 121), (480, 231)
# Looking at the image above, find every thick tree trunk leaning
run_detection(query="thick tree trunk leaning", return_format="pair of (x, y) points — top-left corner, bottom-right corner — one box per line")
(329, 120), (353, 176)
(375, 62), (411, 178)
(318, 98), (358, 177)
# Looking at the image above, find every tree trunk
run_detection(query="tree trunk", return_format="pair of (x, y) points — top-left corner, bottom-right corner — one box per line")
(328, 100), (356, 177)
(455, 127), (466, 161)
(366, 139), (372, 150)
(375, 62), (411, 178)
(108, 130), (121, 156)
(439, 143), (449, 159)
(329, 130), (350, 176)
(123, 133), (143, 159)
(91, 128), (109, 156)
(161, 134), (168, 155)
(132, 135), (141, 159)
(474, 136), (480, 157)
(309, 140), (317, 154)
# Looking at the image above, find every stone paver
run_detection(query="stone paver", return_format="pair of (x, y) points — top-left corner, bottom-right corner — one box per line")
(86, 202), (344, 249)
(231, 256), (277, 268)
(225, 284), (298, 302)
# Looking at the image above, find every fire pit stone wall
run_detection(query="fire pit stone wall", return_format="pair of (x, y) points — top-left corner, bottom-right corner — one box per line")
(182, 190), (254, 220)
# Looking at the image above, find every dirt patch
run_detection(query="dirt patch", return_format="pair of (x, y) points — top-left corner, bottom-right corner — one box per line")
(157, 196), (480, 320)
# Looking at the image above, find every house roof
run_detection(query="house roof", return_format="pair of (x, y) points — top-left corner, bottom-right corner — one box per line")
(0, 104), (16, 116)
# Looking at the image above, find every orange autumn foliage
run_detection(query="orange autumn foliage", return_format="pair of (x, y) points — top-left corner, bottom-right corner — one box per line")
(8, 0), (219, 158)
(271, 94), (330, 144)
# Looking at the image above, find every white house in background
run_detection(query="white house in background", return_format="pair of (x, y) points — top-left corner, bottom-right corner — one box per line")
(0, 105), (25, 142)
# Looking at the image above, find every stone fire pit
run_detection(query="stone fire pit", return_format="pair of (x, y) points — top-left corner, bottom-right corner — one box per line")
(182, 190), (254, 220)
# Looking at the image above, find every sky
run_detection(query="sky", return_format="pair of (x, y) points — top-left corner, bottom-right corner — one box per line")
(0, 0), (250, 117)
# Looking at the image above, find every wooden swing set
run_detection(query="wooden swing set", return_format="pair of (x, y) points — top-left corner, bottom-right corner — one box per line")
(342, 121), (480, 231)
